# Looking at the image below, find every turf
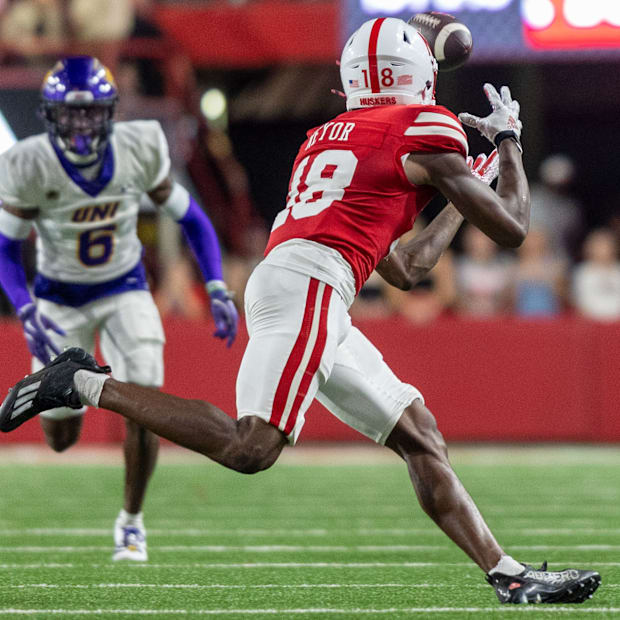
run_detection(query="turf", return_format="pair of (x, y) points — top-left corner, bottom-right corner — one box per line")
(0, 446), (618, 618)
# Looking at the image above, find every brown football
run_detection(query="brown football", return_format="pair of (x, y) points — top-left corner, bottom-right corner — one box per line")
(408, 12), (473, 72)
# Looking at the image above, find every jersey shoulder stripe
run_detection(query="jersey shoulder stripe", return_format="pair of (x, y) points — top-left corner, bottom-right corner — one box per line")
(404, 124), (468, 153)
(411, 111), (466, 136)
(402, 107), (468, 156)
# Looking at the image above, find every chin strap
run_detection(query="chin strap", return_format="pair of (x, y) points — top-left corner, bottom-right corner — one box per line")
(57, 136), (103, 168)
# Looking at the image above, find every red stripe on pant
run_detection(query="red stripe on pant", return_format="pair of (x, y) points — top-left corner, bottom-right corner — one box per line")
(270, 278), (320, 429)
(283, 285), (333, 436)
(368, 18), (385, 94)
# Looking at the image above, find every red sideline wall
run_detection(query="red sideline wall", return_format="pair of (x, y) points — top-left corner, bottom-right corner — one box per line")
(1, 317), (619, 444)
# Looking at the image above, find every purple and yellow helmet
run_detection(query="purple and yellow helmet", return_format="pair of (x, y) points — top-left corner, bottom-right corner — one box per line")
(40, 56), (118, 165)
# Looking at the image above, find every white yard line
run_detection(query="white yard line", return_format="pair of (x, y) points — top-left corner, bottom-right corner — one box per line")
(1, 561), (619, 569)
(5, 527), (620, 537)
(0, 562), (481, 569)
(1, 583), (450, 589)
(3, 544), (620, 553)
(0, 545), (448, 553)
(4, 582), (618, 591)
(0, 607), (618, 615)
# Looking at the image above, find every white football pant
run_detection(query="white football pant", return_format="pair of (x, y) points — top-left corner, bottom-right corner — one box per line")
(33, 290), (165, 420)
(237, 263), (422, 444)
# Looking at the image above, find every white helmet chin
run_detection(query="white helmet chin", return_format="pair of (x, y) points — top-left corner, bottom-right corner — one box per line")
(340, 17), (438, 110)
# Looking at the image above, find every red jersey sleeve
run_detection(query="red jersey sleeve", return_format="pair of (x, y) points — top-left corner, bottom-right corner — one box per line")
(399, 104), (468, 158)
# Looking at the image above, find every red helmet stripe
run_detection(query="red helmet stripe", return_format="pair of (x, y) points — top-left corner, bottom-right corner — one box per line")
(368, 18), (385, 94)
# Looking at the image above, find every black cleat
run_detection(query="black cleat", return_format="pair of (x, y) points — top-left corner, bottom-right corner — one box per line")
(487, 561), (601, 604)
(0, 347), (111, 432)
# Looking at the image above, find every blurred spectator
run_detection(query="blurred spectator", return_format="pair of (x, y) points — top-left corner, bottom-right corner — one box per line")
(0, 0), (134, 63)
(68, 0), (134, 41)
(384, 223), (456, 325)
(605, 209), (620, 254)
(350, 271), (392, 320)
(0, 0), (63, 58)
(454, 224), (514, 318)
(572, 229), (620, 322)
(510, 227), (567, 318)
(529, 154), (584, 262)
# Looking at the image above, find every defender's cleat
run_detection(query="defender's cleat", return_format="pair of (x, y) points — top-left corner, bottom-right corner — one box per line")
(487, 561), (601, 604)
(0, 347), (111, 432)
(113, 525), (148, 562)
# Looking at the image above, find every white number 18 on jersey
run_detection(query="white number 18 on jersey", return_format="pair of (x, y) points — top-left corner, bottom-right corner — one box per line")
(271, 149), (358, 231)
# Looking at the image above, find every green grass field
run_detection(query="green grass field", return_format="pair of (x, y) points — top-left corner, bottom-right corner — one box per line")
(0, 445), (619, 618)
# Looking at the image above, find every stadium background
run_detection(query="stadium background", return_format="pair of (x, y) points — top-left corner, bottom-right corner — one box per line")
(1, 0), (620, 446)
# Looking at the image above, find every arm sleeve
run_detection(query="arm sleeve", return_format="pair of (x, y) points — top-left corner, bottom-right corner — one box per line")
(157, 182), (224, 285)
(0, 232), (32, 311)
(178, 195), (224, 284)
(0, 207), (35, 311)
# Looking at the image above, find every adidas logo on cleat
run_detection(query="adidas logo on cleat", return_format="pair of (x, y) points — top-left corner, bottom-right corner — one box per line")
(0, 347), (111, 432)
(9, 381), (42, 421)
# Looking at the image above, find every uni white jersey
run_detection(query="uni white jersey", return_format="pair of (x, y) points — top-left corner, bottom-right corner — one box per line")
(0, 120), (170, 284)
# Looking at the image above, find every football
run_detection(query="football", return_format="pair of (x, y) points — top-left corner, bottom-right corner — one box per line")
(408, 12), (473, 72)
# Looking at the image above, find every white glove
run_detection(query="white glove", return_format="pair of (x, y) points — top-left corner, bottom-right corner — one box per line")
(466, 149), (499, 186)
(458, 84), (522, 151)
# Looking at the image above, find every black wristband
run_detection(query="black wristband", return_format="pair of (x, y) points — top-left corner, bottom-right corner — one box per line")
(494, 130), (523, 153)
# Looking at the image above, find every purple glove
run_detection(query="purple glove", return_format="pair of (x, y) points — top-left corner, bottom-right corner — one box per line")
(17, 302), (66, 365)
(209, 289), (239, 347)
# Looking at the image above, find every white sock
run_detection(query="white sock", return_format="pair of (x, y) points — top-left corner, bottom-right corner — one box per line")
(74, 370), (110, 407)
(488, 555), (524, 576)
(117, 508), (144, 527)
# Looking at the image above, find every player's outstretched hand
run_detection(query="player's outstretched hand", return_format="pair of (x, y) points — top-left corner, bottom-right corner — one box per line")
(466, 148), (499, 186)
(210, 289), (239, 347)
(17, 302), (66, 365)
(459, 84), (522, 149)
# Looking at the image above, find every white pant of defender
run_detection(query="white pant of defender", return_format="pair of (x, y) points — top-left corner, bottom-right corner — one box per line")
(33, 290), (165, 420)
(236, 263), (423, 444)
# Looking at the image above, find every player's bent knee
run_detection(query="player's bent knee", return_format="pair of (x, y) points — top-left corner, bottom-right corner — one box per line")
(231, 446), (277, 475)
(386, 399), (448, 461)
(227, 416), (286, 474)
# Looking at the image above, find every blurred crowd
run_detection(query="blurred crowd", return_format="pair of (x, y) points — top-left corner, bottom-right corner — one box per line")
(349, 153), (620, 324)
(0, 0), (154, 62)
(146, 151), (620, 326)
(1, 0), (620, 325)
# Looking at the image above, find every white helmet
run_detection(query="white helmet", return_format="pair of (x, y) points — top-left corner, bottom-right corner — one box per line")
(340, 17), (438, 110)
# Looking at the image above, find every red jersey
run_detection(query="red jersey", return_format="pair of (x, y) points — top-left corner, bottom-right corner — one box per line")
(264, 104), (468, 293)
